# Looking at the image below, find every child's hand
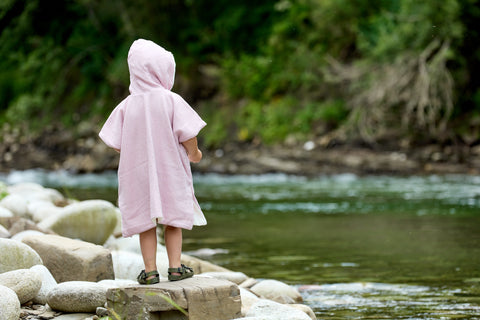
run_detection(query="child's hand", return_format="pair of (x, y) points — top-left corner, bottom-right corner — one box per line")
(188, 149), (202, 163)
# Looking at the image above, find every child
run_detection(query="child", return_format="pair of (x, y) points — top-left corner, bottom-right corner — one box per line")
(99, 39), (207, 284)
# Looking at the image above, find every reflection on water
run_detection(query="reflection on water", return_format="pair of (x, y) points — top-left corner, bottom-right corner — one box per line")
(1, 170), (480, 319)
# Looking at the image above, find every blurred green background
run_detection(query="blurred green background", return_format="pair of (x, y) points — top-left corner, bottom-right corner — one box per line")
(1, 0), (480, 149)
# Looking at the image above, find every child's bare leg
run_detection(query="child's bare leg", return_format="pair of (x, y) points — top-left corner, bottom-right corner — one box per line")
(164, 225), (182, 275)
(139, 227), (158, 278)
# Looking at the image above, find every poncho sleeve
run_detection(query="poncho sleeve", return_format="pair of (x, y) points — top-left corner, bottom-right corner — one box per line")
(172, 94), (207, 143)
(99, 100), (125, 150)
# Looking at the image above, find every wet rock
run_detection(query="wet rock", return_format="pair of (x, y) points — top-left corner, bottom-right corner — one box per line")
(250, 279), (303, 304)
(0, 238), (43, 273)
(31, 264), (58, 305)
(0, 268), (42, 304)
(0, 284), (21, 320)
(38, 200), (118, 245)
(200, 271), (249, 285)
(245, 299), (312, 320)
(22, 234), (114, 283)
(48, 281), (108, 313)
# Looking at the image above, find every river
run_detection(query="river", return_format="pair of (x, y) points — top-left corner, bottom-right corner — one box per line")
(1, 170), (480, 319)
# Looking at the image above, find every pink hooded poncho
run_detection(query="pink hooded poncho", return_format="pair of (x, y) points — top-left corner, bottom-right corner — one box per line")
(99, 39), (207, 237)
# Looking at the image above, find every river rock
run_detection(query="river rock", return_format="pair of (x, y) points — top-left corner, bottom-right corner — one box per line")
(251, 279), (303, 304)
(98, 279), (137, 288)
(53, 314), (96, 320)
(11, 229), (45, 242)
(289, 304), (317, 320)
(0, 223), (10, 238)
(0, 205), (14, 217)
(245, 299), (312, 320)
(22, 234), (114, 283)
(0, 284), (21, 320)
(200, 271), (249, 284)
(111, 250), (170, 279)
(38, 199), (118, 245)
(28, 200), (62, 223)
(7, 182), (64, 203)
(0, 193), (29, 218)
(240, 287), (261, 315)
(31, 264), (58, 305)
(104, 234), (142, 254)
(0, 238), (43, 273)
(0, 268), (42, 304)
(181, 253), (232, 274)
(47, 281), (108, 313)
(1, 216), (51, 236)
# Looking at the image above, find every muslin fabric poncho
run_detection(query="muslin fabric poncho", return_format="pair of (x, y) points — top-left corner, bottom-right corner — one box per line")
(99, 39), (207, 237)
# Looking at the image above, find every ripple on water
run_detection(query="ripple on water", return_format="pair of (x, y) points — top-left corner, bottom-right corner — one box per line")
(298, 282), (480, 319)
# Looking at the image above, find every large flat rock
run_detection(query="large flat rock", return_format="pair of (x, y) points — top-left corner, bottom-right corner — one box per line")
(106, 276), (241, 320)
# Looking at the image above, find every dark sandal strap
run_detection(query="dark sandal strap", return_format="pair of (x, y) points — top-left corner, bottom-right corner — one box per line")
(168, 264), (194, 281)
(137, 269), (160, 284)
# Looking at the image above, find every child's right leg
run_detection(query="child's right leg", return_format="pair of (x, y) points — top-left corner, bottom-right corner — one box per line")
(138, 227), (159, 284)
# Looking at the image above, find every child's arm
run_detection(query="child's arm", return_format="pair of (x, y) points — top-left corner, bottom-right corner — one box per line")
(181, 137), (202, 163)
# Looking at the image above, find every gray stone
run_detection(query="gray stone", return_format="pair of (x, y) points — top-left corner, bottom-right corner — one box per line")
(250, 279), (303, 304)
(111, 249), (170, 280)
(7, 182), (64, 203)
(0, 238), (43, 273)
(199, 271), (249, 285)
(48, 281), (108, 313)
(0, 268), (42, 304)
(181, 253), (232, 274)
(240, 287), (261, 316)
(0, 193), (29, 218)
(289, 304), (317, 320)
(0, 223), (10, 238)
(22, 234), (114, 283)
(11, 229), (45, 242)
(0, 206), (14, 218)
(38, 199), (118, 245)
(245, 299), (312, 320)
(0, 284), (21, 320)
(107, 277), (241, 320)
(31, 264), (58, 305)
(46, 313), (94, 320)
(28, 200), (62, 223)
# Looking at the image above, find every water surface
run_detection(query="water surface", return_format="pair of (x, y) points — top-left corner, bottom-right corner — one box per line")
(2, 170), (480, 319)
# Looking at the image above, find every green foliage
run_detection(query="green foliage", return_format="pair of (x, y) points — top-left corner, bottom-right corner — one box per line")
(0, 0), (479, 146)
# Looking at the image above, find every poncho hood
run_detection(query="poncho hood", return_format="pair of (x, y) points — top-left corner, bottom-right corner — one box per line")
(128, 39), (176, 94)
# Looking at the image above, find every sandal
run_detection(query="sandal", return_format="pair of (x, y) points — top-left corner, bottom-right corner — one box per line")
(168, 264), (194, 281)
(137, 269), (160, 285)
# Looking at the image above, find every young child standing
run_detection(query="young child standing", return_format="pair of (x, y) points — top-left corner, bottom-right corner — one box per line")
(99, 39), (207, 284)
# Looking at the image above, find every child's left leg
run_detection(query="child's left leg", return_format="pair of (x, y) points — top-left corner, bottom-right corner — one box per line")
(164, 225), (194, 280)
(164, 225), (182, 270)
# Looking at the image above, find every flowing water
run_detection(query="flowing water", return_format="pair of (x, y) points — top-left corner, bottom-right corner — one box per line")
(2, 170), (480, 319)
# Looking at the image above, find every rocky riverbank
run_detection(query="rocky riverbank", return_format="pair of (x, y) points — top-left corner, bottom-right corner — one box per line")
(0, 181), (316, 320)
(1, 122), (480, 176)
